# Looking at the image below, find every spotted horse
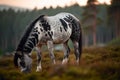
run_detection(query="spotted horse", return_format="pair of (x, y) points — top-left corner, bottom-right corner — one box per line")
(14, 12), (82, 73)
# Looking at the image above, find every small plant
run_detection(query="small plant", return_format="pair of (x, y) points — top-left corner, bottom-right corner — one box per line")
(107, 38), (120, 46)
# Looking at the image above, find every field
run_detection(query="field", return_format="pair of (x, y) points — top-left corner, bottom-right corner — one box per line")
(0, 46), (120, 80)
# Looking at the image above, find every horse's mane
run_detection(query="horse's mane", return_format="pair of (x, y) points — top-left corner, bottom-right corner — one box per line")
(16, 15), (45, 51)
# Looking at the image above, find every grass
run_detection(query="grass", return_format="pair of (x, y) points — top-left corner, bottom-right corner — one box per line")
(107, 37), (120, 46)
(0, 46), (120, 80)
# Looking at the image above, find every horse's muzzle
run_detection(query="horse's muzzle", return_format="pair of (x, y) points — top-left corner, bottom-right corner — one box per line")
(21, 67), (31, 73)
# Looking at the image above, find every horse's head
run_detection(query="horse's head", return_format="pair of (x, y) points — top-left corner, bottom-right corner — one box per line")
(14, 51), (32, 73)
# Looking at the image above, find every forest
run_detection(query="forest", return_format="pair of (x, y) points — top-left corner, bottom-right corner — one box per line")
(0, 0), (120, 80)
(0, 0), (120, 54)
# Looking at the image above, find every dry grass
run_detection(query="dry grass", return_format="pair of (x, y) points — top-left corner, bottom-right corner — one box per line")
(0, 46), (120, 80)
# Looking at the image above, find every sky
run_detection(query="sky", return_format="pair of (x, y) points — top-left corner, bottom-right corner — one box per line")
(0, 0), (111, 9)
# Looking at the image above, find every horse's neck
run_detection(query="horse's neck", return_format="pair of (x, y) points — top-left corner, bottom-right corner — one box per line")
(23, 28), (39, 53)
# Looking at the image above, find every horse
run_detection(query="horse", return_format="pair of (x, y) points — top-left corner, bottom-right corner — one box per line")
(13, 12), (82, 73)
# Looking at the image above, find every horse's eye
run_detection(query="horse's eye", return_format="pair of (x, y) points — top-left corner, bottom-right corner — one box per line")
(20, 61), (25, 68)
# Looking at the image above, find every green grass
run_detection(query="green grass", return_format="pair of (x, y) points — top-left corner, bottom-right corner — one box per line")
(107, 37), (120, 46)
(0, 46), (120, 80)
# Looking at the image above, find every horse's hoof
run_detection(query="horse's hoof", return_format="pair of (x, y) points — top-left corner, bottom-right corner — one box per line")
(36, 66), (42, 72)
(62, 58), (68, 64)
(36, 69), (42, 72)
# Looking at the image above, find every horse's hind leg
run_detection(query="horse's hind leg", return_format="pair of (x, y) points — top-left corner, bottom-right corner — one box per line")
(47, 41), (56, 64)
(35, 47), (42, 72)
(62, 42), (70, 64)
(73, 41), (80, 64)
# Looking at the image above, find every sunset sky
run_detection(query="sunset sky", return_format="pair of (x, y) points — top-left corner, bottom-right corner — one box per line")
(0, 0), (111, 9)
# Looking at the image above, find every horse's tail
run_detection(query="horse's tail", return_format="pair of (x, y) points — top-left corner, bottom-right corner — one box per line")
(76, 22), (82, 58)
(79, 23), (82, 58)
(70, 19), (82, 59)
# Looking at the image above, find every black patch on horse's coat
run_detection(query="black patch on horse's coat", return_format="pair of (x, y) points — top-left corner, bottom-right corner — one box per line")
(63, 15), (74, 29)
(46, 23), (51, 30)
(66, 15), (73, 21)
(40, 17), (51, 31)
(38, 32), (40, 34)
(29, 38), (36, 46)
(24, 46), (31, 52)
(40, 28), (43, 32)
(34, 33), (38, 43)
(27, 42), (34, 48)
(60, 27), (62, 32)
(48, 31), (52, 39)
(45, 33), (48, 36)
(16, 15), (45, 53)
(51, 31), (53, 35)
(33, 29), (38, 32)
(39, 23), (42, 26)
(25, 33), (39, 50)
(64, 17), (71, 22)
(20, 61), (25, 68)
(34, 27), (38, 31)
(59, 19), (68, 31)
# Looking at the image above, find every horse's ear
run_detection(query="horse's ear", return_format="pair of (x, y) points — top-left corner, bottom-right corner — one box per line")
(13, 52), (19, 68)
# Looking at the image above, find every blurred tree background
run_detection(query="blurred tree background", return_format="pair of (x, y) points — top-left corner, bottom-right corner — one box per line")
(0, 0), (120, 54)
(82, 0), (99, 46)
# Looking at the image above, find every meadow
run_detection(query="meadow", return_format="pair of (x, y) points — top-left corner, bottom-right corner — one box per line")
(0, 46), (120, 80)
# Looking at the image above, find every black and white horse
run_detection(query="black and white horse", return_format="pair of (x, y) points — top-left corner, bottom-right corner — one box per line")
(14, 12), (82, 73)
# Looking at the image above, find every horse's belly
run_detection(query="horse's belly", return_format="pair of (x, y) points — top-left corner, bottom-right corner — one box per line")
(53, 35), (68, 44)
(52, 28), (72, 44)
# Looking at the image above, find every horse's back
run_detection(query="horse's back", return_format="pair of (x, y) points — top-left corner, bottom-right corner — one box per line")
(45, 12), (75, 44)
(50, 12), (79, 21)
(38, 12), (80, 44)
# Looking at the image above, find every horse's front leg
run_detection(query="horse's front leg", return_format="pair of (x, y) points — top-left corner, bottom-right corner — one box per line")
(62, 42), (70, 64)
(47, 41), (56, 64)
(35, 47), (42, 72)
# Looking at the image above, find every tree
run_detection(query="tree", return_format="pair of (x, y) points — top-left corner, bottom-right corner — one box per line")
(82, 0), (98, 46)
(108, 0), (120, 38)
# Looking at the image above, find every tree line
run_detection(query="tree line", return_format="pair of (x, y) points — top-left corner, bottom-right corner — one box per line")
(0, 0), (120, 53)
